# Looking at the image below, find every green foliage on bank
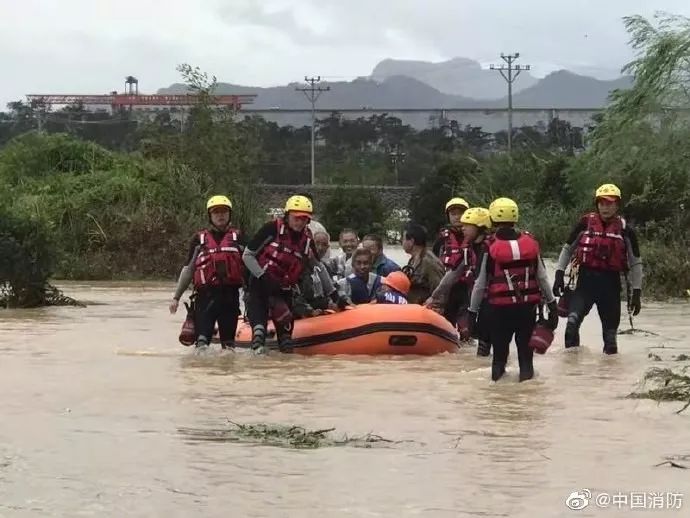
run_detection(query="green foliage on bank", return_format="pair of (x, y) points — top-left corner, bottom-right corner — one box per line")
(409, 13), (690, 297)
(2, 14), (690, 303)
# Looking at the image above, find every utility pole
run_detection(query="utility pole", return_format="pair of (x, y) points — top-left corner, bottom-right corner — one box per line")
(490, 53), (531, 153)
(389, 147), (407, 186)
(295, 76), (330, 184)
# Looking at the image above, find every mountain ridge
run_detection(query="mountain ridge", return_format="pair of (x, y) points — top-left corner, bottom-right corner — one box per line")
(157, 57), (633, 109)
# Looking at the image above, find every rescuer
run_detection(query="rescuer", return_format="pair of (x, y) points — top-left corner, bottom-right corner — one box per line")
(552, 183), (643, 354)
(432, 197), (471, 326)
(242, 195), (321, 354)
(169, 195), (246, 351)
(468, 198), (558, 382)
(426, 207), (493, 355)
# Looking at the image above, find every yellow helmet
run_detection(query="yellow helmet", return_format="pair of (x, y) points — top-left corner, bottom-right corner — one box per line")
(284, 195), (313, 216)
(445, 197), (470, 212)
(206, 195), (232, 211)
(595, 183), (621, 200)
(460, 207), (492, 229)
(489, 197), (519, 223)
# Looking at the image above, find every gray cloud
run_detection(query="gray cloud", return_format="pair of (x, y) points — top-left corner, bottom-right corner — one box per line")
(2, 0), (690, 107)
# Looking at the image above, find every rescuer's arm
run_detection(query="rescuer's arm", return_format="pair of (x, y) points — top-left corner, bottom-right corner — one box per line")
(625, 226), (643, 291)
(428, 266), (462, 306)
(242, 222), (275, 278)
(173, 247), (198, 301)
(555, 220), (586, 272)
(536, 255), (557, 304)
(426, 255), (446, 294)
(169, 235), (200, 313)
(468, 254), (488, 314)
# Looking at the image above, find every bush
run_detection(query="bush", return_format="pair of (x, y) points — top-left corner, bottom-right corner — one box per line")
(408, 155), (479, 236)
(0, 132), (114, 185)
(320, 186), (390, 239)
(638, 241), (690, 299)
(0, 207), (56, 307)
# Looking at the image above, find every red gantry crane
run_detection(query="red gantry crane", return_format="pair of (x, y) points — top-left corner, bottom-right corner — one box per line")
(26, 76), (257, 111)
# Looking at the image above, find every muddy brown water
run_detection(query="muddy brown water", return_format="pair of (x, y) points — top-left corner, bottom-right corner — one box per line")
(1, 249), (689, 517)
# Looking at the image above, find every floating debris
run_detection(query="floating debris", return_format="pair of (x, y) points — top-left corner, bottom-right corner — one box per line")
(178, 419), (418, 449)
(628, 367), (690, 414)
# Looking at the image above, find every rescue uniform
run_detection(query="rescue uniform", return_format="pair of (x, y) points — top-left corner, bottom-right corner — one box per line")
(556, 212), (643, 353)
(242, 218), (315, 348)
(182, 227), (245, 348)
(430, 237), (492, 354)
(469, 227), (556, 381)
(436, 226), (468, 325)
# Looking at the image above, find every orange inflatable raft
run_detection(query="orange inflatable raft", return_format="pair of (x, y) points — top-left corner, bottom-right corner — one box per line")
(234, 303), (459, 356)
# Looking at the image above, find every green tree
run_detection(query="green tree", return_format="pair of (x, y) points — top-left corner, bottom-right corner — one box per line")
(0, 207), (56, 307)
(320, 186), (390, 238)
(408, 155), (479, 235)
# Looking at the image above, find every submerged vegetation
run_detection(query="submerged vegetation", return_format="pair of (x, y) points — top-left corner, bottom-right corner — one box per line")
(1, 14), (690, 305)
(628, 366), (690, 414)
(178, 420), (413, 449)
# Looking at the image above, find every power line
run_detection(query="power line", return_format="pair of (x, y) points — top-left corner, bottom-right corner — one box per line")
(295, 76), (330, 185)
(490, 53), (531, 153)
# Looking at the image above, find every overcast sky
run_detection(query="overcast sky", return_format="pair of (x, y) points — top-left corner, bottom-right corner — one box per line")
(1, 0), (689, 107)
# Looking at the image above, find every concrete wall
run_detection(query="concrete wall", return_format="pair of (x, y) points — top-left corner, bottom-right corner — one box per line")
(239, 108), (603, 132)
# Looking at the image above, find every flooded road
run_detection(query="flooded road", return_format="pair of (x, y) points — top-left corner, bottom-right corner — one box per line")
(1, 250), (689, 517)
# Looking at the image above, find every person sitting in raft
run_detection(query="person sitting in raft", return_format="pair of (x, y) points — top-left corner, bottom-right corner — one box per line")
(375, 271), (410, 304)
(296, 191), (330, 253)
(337, 248), (382, 304)
(326, 227), (359, 280)
(293, 234), (352, 319)
(361, 234), (401, 277)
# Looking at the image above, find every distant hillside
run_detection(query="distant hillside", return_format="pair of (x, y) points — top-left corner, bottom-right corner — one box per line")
(371, 57), (539, 100)
(158, 76), (480, 109)
(158, 60), (632, 110)
(502, 70), (633, 108)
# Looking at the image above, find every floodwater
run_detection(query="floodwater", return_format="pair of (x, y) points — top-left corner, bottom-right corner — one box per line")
(1, 248), (688, 518)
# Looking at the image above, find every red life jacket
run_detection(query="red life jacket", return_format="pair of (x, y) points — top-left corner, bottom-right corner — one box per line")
(575, 213), (628, 272)
(192, 228), (244, 288)
(454, 240), (483, 288)
(439, 227), (464, 270)
(487, 233), (542, 306)
(257, 219), (312, 288)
